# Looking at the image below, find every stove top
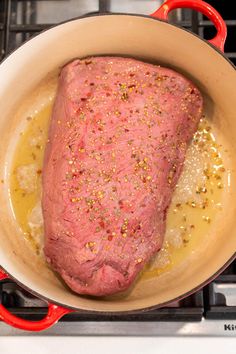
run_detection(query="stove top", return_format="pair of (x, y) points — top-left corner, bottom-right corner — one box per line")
(0, 0), (236, 336)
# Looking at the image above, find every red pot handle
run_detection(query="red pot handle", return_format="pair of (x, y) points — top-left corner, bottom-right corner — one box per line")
(151, 0), (227, 52)
(0, 268), (73, 331)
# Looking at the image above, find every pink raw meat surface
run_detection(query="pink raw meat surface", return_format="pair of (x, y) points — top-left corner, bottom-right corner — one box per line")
(42, 57), (203, 296)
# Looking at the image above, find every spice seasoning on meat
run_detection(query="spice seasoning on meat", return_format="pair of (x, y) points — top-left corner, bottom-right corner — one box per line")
(43, 57), (203, 296)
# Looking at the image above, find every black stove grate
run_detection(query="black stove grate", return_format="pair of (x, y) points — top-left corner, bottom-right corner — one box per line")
(0, 279), (204, 322)
(0, 0), (235, 323)
(204, 262), (236, 320)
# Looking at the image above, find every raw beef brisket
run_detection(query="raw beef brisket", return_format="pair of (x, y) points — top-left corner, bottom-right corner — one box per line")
(42, 57), (203, 296)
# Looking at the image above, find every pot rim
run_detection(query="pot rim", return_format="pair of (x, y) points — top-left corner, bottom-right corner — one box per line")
(0, 12), (235, 313)
(0, 12), (235, 72)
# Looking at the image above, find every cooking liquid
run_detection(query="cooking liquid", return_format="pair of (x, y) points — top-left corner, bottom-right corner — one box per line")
(10, 103), (227, 277)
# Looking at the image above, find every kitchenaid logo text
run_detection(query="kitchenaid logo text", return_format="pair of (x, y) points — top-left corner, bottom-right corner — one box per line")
(224, 324), (236, 331)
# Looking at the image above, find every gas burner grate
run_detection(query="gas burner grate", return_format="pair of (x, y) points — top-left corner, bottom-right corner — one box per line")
(204, 262), (236, 320)
(0, 279), (204, 322)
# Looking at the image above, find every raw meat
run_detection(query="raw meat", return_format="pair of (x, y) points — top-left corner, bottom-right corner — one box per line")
(42, 57), (203, 296)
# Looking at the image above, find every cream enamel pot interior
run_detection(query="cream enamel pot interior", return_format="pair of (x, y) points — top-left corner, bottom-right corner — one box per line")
(0, 0), (236, 331)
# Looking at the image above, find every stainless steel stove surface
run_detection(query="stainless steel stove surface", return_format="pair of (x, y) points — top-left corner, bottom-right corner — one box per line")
(0, 0), (236, 336)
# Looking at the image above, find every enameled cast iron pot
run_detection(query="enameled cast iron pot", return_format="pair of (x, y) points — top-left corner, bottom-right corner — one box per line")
(0, 0), (236, 331)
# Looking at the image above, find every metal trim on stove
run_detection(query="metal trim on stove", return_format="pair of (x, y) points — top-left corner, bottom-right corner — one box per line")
(0, 320), (236, 336)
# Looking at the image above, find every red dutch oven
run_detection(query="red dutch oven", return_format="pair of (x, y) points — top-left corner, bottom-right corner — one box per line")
(0, 0), (236, 331)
